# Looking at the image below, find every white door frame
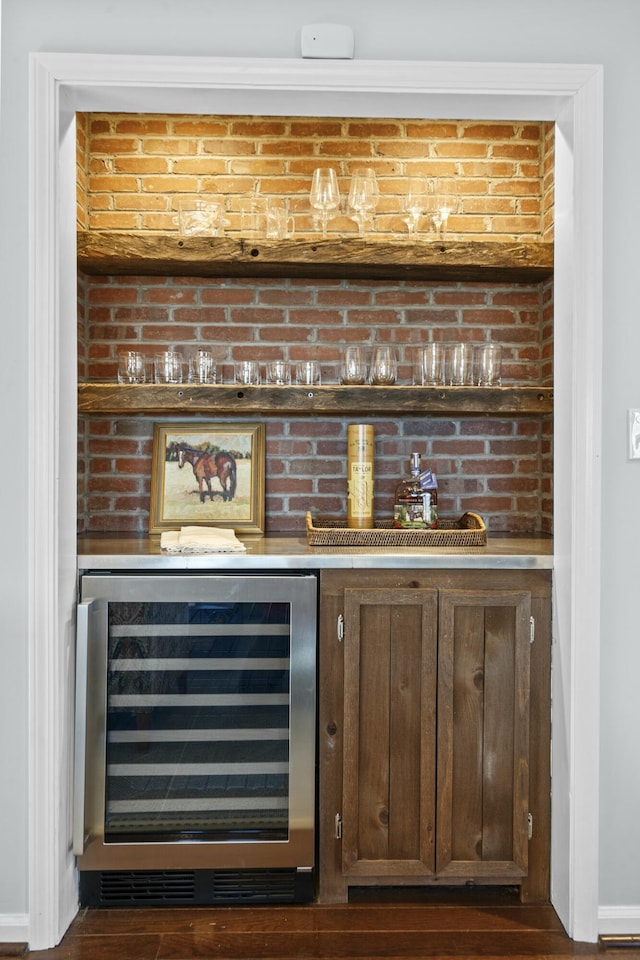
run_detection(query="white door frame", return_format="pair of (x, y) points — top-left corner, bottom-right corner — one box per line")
(28, 53), (603, 949)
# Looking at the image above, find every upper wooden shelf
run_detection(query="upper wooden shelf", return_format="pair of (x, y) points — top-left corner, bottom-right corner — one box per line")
(77, 231), (554, 283)
(77, 383), (553, 417)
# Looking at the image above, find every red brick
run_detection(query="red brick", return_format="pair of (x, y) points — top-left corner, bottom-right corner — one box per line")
(173, 119), (229, 137)
(79, 113), (553, 536)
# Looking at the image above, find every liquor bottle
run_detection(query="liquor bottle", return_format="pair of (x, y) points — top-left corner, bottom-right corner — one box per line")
(393, 452), (430, 528)
(347, 424), (374, 528)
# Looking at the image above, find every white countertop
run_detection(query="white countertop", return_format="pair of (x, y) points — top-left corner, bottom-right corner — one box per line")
(77, 534), (553, 571)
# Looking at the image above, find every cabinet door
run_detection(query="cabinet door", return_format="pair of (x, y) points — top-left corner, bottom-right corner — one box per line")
(436, 589), (531, 880)
(342, 587), (438, 880)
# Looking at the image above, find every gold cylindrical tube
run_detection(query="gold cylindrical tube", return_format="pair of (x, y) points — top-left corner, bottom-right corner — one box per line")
(347, 424), (374, 528)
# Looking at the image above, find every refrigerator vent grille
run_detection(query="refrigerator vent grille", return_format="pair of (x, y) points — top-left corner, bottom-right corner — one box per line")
(81, 868), (310, 907)
(100, 870), (195, 903)
(211, 869), (298, 902)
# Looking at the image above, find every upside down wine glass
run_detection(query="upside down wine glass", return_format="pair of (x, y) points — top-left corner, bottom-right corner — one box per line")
(310, 167), (341, 239)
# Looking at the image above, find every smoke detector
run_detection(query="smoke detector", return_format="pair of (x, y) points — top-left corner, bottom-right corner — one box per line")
(300, 24), (355, 59)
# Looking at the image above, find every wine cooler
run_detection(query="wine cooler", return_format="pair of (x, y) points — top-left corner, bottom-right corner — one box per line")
(73, 571), (317, 906)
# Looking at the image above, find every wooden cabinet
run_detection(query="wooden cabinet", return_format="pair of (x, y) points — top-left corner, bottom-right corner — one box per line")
(318, 568), (551, 904)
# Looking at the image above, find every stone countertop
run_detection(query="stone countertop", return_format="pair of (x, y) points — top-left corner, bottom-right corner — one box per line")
(77, 533), (553, 571)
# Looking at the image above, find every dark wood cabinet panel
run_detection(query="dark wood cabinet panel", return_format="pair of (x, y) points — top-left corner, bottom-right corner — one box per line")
(436, 589), (531, 881)
(342, 588), (437, 879)
(318, 569), (551, 905)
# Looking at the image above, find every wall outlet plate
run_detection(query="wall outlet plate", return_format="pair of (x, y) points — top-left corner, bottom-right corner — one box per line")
(629, 409), (640, 459)
(300, 24), (355, 60)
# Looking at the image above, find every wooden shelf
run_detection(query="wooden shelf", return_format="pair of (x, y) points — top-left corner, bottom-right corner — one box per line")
(77, 231), (554, 283)
(77, 383), (553, 417)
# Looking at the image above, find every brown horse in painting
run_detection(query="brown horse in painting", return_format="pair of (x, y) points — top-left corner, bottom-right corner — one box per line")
(177, 445), (237, 504)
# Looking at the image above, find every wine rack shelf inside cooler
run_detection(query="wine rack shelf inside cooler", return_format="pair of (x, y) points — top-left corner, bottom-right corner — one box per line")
(106, 603), (292, 843)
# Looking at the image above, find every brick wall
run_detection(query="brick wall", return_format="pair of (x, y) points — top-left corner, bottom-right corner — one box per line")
(81, 114), (553, 240)
(77, 112), (554, 537)
(78, 272), (553, 536)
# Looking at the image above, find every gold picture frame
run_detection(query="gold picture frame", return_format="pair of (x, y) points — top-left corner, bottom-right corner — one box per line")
(149, 422), (265, 534)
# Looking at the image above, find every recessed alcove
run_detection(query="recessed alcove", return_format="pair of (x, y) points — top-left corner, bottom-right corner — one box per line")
(29, 54), (602, 948)
(75, 111), (555, 536)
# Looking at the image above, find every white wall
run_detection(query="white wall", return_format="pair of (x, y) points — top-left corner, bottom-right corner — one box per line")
(1, 0), (638, 942)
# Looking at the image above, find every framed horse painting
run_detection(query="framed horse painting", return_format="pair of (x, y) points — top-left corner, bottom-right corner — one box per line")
(149, 422), (265, 534)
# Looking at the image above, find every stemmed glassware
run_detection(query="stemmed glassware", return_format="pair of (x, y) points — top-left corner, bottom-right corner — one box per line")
(347, 167), (379, 238)
(429, 184), (458, 239)
(402, 177), (431, 239)
(309, 168), (341, 239)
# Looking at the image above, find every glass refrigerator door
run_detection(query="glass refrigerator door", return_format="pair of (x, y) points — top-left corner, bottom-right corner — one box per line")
(106, 598), (291, 844)
(74, 575), (316, 871)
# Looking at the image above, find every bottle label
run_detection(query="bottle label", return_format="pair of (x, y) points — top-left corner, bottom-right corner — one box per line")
(348, 461), (373, 518)
(393, 498), (427, 528)
(347, 424), (374, 526)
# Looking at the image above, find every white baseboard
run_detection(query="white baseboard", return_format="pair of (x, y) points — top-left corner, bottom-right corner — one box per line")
(0, 913), (29, 944)
(599, 905), (640, 936)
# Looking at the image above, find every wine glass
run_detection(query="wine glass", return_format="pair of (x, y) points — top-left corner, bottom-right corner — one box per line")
(402, 177), (431, 239)
(430, 184), (459, 239)
(347, 167), (379, 237)
(309, 168), (341, 239)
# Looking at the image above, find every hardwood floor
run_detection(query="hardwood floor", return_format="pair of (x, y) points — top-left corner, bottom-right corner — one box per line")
(17, 889), (635, 960)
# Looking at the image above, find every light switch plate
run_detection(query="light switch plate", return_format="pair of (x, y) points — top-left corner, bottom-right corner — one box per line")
(629, 409), (640, 459)
(300, 24), (355, 59)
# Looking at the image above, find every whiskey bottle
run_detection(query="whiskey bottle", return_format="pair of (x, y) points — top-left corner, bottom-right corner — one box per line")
(347, 424), (374, 528)
(393, 452), (430, 528)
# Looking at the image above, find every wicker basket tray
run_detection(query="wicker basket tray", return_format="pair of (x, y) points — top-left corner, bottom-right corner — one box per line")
(305, 511), (486, 547)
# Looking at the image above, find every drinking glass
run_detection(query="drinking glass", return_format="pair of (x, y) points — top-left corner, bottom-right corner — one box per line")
(370, 345), (397, 385)
(154, 351), (184, 384)
(341, 345), (368, 385)
(177, 199), (228, 237)
(189, 349), (216, 384)
(234, 360), (261, 385)
(309, 168), (340, 239)
(296, 360), (322, 386)
(347, 167), (379, 237)
(475, 342), (502, 386)
(266, 201), (295, 240)
(117, 350), (146, 384)
(445, 343), (473, 386)
(265, 359), (291, 385)
(413, 344), (444, 386)
(240, 196), (267, 238)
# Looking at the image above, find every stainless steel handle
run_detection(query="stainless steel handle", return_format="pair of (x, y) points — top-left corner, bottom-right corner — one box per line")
(72, 598), (93, 855)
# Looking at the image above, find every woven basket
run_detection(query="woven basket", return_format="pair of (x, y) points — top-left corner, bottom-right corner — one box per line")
(305, 511), (486, 547)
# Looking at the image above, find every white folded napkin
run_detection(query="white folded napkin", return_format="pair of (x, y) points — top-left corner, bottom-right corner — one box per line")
(160, 525), (246, 553)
